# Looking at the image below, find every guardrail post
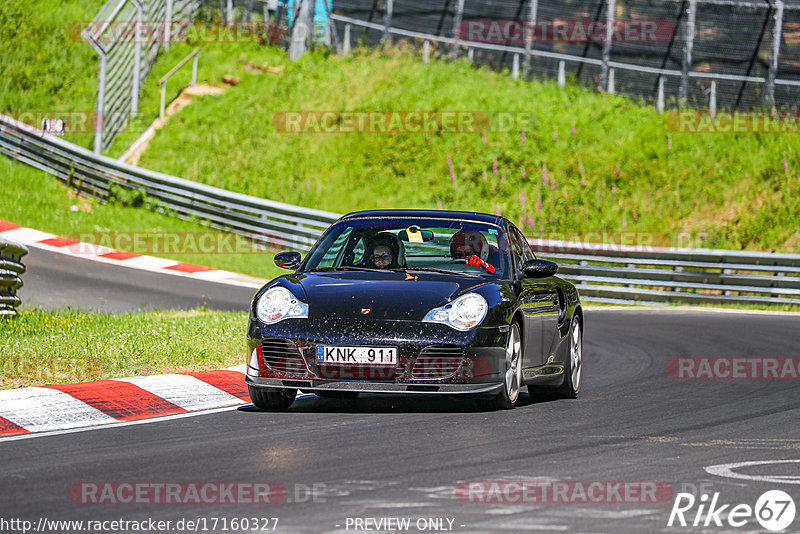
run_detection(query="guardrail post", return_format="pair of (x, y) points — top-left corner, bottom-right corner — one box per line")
(765, 0), (784, 108)
(600, 0), (615, 91)
(382, 0), (393, 44)
(680, 0), (697, 104)
(467, 47), (474, 62)
(608, 68), (615, 94)
(423, 39), (430, 63)
(523, 0), (538, 78)
(513, 54), (520, 79)
(657, 76), (665, 113)
(450, 0), (465, 60)
(558, 60), (566, 87)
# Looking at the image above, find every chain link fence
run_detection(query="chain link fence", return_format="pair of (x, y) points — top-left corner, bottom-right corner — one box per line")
(330, 0), (800, 112)
(82, 0), (199, 154)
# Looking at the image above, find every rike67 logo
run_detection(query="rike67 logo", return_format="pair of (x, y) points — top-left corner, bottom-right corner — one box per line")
(668, 490), (796, 531)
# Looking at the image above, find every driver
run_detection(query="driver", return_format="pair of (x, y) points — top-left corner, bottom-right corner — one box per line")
(449, 230), (495, 274)
(371, 244), (394, 269)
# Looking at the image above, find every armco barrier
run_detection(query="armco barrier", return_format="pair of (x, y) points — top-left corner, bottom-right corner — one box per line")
(2, 113), (799, 306)
(0, 238), (28, 315)
(0, 114), (339, 252)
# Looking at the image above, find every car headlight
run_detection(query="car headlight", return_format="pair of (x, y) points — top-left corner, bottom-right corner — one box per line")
(423, 292), (488, 331)
(256, 286), (309, 324)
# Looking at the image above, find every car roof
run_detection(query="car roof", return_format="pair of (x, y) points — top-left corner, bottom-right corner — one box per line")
(339, 209), (507, 227)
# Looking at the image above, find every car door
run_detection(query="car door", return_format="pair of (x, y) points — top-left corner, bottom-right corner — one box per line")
(514, 228), (561, 364)
(510, 226), (559, 367)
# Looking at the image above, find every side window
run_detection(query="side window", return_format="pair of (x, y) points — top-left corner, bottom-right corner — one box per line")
(514, 227), (536, 263)
(508, 229), (524, 273)
(317, 227), (353, 268)
(351, 236), (366, 265)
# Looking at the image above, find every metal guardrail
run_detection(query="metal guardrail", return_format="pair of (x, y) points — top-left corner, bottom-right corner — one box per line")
(0, 114), (339, 252)
(535, 240), (800, 306)
(0, 238), (28, 316)
(2, 113), (800, 306)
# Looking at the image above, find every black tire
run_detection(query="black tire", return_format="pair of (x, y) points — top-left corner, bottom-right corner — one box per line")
(314, 391), (359, 399)
(248, 385), (297, 410)
(490, 321), (523, 410)
(557, 315), (582, 399)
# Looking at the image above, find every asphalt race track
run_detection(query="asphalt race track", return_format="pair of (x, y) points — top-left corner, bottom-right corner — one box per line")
(18, 247), (255, 312)
(3, 250), (800, 532)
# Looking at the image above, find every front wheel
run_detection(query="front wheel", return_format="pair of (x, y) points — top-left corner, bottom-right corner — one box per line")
(557, 316), (582, 398)
(490, 322), (523, 410)
(248, 386), (297, 410)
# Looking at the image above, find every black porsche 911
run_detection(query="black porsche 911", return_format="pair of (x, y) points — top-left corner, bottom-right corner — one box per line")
(245, 210), (582, 410)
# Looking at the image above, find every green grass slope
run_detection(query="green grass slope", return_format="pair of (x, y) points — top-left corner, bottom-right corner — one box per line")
(133, 45), (800, 252)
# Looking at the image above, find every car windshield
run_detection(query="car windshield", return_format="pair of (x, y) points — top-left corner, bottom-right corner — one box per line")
(303, 217), (508, 278)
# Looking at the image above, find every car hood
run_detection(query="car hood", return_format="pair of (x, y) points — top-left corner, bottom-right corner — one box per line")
(294, 271), (489, 321)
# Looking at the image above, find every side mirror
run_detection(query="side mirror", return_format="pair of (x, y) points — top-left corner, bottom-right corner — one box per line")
(275, 251), (302, 270)
(522, 258), (558, 278)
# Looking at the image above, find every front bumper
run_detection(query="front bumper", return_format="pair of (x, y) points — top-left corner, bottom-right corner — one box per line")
(245, 317), (508, 393)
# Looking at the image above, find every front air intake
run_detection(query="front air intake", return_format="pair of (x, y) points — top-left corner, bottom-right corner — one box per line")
(260, 338), (308, 377)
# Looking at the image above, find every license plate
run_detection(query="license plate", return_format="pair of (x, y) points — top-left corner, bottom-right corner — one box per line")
(316, 345), (397, 365)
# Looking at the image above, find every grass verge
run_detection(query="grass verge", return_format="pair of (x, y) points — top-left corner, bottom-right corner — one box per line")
(0, 307), (248, 389)
(0, 157), (283, 280)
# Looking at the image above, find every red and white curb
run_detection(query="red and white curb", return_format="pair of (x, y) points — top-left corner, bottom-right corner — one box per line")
(0, 220), (266, 288)
(0, 365), (253, 438)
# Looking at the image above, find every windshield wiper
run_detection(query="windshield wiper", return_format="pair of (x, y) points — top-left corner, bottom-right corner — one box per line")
(390, 267), (482, 277)
(308, 266), (384, 272)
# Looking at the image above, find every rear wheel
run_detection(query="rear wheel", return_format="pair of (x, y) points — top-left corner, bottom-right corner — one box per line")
(557, 316), (582, 398)
(491, 322), (523, 410)
(248, 386), (297, 410)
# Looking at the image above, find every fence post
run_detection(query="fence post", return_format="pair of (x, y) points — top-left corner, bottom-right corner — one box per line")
(93, 54), (107, 154)
(343, 23), (351, 54)
(512, 54), (520, 79)
(246, 0), (253, 22)
(467, 47), (473, 62)
(227, 0), (233, 23)
(131, 0), (144, 116)
(680, 0), (697, 104)
(600, 0), (615, 91)
(765, 0), (784, 108)
(557, 60), (565, 87)
(160, 82), (167, 119)
(423, 39), (430, 63)
(523, 0), (538, 78)
(709, 80), (716, 118)
(657, 76), (665, 113)
(450, 0), (465, 60)
(165, 0), (173, 51)
(608, 68), (615, 94)
(191, 51), (199, 86)
(383, 0), (393, 44)
(289, 0), (311, 60)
